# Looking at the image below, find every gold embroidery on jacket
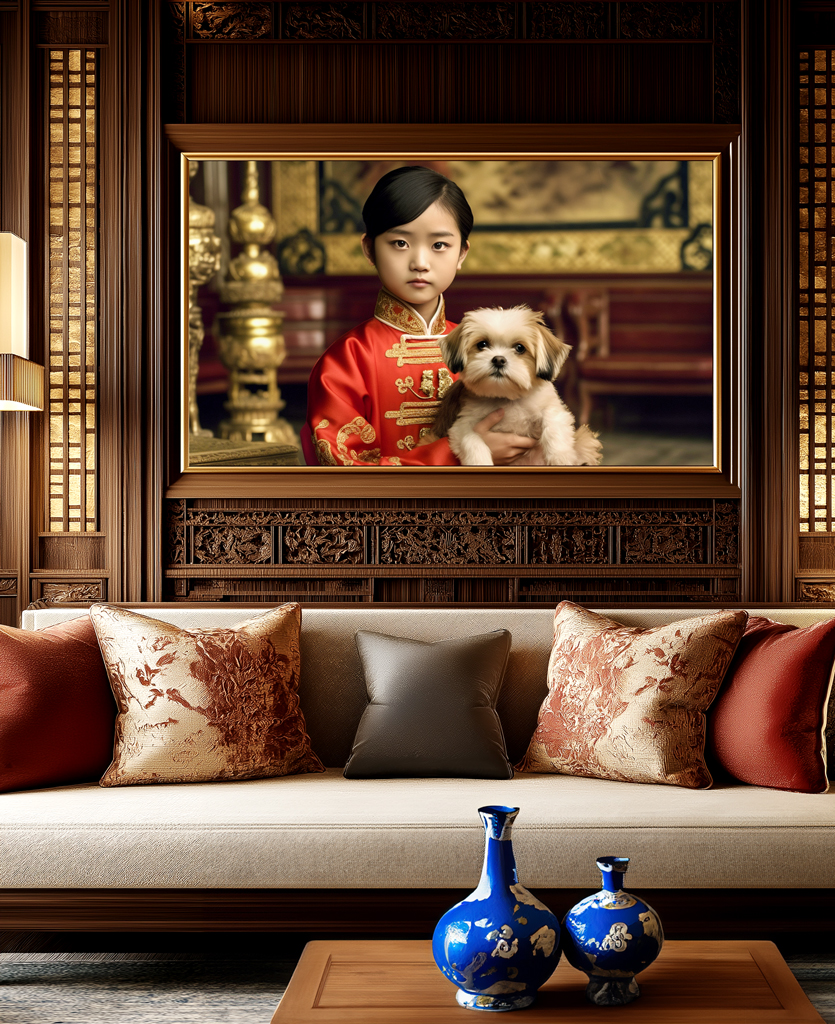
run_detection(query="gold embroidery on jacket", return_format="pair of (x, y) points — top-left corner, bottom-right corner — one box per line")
(384, 400), (441, 426)
(394, 371), (447, 401)
(335, 416), (381, 466)
(438, 367), (454, 397)
(384, 366), (452, 426)
(386, 335), (445, 366)
(396, 429), (438, 451)
(312, 420), (338, 466)
(428, 304), (447, 335)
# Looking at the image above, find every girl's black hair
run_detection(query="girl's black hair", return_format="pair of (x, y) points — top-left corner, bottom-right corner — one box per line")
(362, 166), (473, 246)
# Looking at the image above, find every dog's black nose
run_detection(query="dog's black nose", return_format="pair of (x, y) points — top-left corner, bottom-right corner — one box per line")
(492, 356), (506, 368)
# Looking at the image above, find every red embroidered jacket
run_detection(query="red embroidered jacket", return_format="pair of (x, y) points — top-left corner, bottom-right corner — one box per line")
(304, 289), (459, 467)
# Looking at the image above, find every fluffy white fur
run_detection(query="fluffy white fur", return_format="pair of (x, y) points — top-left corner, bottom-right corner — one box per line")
(435, 305), (602, 467)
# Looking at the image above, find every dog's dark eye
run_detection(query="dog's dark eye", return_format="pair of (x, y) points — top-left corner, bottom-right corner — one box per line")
(476, 339), (490, 350)
(514, 343), (526, 354)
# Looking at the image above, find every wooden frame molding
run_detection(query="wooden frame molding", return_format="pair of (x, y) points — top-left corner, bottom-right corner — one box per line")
(164, 122), (741, 502)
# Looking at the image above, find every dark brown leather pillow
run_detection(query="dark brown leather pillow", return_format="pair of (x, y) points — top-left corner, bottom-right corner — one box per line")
(343, 629), (514, 779)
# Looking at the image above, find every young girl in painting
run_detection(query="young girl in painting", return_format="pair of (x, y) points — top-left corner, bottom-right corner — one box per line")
(303, 165), (537, 466)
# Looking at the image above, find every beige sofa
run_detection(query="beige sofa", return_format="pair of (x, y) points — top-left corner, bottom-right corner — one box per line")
(2, 604), (834, 937)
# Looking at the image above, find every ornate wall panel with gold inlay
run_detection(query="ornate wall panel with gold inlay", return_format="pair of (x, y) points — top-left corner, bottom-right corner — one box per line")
(46, 48), (98, 535)
(796, 46), (835, 601)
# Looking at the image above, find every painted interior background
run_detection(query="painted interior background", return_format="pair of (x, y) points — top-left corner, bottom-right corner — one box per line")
(187, 158), (715, 469)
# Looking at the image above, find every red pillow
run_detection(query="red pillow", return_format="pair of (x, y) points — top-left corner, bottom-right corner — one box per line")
(0, 615), (117, 793)
(707, 616), (835, 793)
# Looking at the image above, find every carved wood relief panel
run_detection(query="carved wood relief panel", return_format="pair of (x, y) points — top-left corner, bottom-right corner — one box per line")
(30, 579), (106, 608)
(171, 2), (725, 43)
(163, 498), (740, 605)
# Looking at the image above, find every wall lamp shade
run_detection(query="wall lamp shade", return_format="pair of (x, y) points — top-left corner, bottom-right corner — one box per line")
(0, 354), (44, 411)
(0, 233), (28, 357)
(0, 232), (43, 411)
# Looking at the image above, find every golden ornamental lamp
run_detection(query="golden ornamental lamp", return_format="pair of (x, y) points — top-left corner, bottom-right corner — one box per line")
(216, 161), (298, 448)
(187, 162), (222, 436)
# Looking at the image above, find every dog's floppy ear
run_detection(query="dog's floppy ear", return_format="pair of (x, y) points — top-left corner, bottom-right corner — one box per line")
(534, 322), (572, 381)
(431, 379), (466, 438)
(439, 321), (468, 375)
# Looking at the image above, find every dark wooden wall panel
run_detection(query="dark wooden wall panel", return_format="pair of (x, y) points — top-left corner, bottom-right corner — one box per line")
(740, 0), (795, 602)
(187, 40), (715, 124)
(154, 1), (745, 607)
(7, 0), (805, 611)
(0, 5), (34, 625)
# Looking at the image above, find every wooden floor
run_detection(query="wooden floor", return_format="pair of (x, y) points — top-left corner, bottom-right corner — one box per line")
(0, 930), (312, 959)
(1, 932), (833, 1024)
(2, 929), (834, 966)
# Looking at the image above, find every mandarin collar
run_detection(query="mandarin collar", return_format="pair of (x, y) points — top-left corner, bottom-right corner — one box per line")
(374, 288), (447, 336)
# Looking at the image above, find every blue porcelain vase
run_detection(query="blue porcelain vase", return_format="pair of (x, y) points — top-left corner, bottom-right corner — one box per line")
(432, 805), (561, 1012)
(561, 856), (664, 1006)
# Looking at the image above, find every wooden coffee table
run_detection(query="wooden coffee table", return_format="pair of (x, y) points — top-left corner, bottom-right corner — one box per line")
(271, 939), (824, 1023)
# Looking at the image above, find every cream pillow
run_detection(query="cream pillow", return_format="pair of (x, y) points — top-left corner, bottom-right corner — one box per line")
(90, 603), (324, 786)
(518, 602), (747, 788)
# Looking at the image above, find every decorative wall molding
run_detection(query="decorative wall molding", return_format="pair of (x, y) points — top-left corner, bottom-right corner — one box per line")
(163, 499), (741, 604)
(191, 2), (272, 39)
(162, 3), (187, 122)
(283, 2), (364, 40)
(375, 2), (516, 41)
(168, 1), (186, 41)
(173, 1), (739, 43)
(34, 11), (108, 46)
(618, 2), (706, 40)
(713, 0), (741, 122)
(30, 579), (106, 606)
(798, 581), (835, 603)
(527, 3), (609, 40)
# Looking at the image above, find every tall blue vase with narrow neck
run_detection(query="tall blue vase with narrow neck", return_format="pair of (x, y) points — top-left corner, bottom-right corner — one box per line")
(561, 856), (664, 1006)
(432, 805), (561, 1011)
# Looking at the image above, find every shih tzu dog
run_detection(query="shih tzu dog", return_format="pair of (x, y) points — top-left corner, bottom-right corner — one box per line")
(431, 305), (602, 467)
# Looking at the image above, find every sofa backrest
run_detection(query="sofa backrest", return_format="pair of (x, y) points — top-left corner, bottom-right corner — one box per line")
(22, 604), (835, 767)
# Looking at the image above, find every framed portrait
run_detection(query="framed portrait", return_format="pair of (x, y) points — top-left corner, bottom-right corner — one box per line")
(165, 123), (740, 500)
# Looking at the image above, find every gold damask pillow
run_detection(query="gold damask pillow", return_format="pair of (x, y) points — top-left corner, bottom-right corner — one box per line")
(518, 602), (748, 789)
(90, 604), (324, 786)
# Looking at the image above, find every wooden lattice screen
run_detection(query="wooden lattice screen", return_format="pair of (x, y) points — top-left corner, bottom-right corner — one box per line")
(798, 48), (835, 533)
(46, 48), (98, 533)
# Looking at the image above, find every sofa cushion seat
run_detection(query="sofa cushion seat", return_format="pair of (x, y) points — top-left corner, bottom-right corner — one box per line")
(2, 768), (834, 890)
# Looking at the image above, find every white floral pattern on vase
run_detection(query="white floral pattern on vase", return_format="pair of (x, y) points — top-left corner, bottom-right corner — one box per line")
(562, 856), (664, 1006)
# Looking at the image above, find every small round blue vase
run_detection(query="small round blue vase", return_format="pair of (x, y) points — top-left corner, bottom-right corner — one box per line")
(561, 856), (664, 1006)
(432, 805), (561, 1012)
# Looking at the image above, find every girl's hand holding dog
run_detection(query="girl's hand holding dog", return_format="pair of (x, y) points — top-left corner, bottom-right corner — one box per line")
(475, 408), (541, 466)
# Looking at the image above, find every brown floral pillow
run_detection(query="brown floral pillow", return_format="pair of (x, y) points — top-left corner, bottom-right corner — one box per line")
(517, 602), (748, 789)
(90, 604), (324, 786)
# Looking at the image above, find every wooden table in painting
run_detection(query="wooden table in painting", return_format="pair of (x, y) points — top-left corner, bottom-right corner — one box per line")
(270, 939), (824, 1024)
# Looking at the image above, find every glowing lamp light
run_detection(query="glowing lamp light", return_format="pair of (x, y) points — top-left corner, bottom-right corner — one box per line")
(0, 233), (43, 411)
